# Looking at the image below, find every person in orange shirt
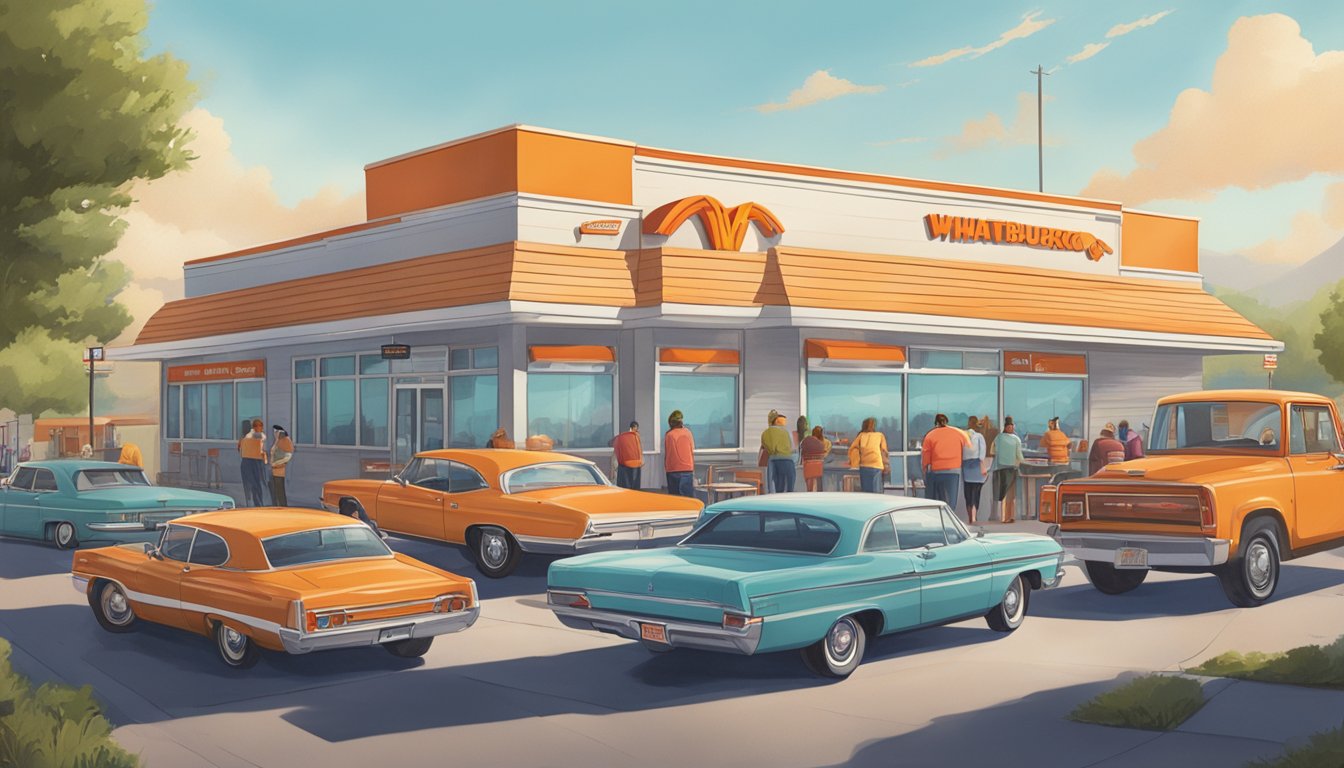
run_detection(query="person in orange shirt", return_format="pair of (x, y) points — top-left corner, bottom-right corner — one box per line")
(237, 418), (267, 507)
(662, 410), (696, 497)
(921, 413), (970, 509)
(117, 442), (143, 468)
(610, 421), (643, 489)
(1039, 416), (1073, 470)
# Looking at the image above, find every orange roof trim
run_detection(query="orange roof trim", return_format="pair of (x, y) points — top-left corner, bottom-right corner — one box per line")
(659, 348), (740, 365)
(805, 339), (907, 363)
(529, 345), (616, 364)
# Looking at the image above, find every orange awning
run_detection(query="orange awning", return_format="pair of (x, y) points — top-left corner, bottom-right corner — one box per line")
(805, 340), (907, 363)
(529, 345), (615, 364)
(659, 348), (740, 365)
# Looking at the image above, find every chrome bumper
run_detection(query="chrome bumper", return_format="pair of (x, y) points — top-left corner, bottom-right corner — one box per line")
(548, 600), (761, 655)
(516, 523), (696, 555)
(71, 575), (89, 594)
(1058, 532), (1231, 567)
(86, 521), (162, 531)
(277, 607), (480, 654)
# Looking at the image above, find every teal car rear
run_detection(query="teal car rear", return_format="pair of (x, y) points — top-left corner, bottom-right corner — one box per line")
(548, 494), (1064, 678)
(0, 461), (235, 549)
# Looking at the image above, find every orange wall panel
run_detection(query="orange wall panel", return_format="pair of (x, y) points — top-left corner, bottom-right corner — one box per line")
(1121, 211), (1199, 273)
(365, 131), (519, 220)
(517, 131), (632, 205)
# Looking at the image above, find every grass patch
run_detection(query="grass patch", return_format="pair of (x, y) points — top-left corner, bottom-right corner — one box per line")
(1069, 675), (1205, 731)
(1191, 636), (1344, 689)
(0, 637), (138, 767)
(1247, 722), (1344, 768)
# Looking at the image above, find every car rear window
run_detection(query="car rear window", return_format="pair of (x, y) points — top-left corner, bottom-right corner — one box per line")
(682, 511), (841, 554)
(262, 526), (391, 568)
(506, 462), (605, 492)
(76, 469), (151, 491)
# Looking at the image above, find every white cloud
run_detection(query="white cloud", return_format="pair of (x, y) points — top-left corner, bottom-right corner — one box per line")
(937, 91), (1055, 157)
(1066, 41), (1110, 64)
(1244, 181), (1344, 265)
(755, 70), (884, 113)
(1106, 10), (1174, 38)
(911, 11), (1056, 67)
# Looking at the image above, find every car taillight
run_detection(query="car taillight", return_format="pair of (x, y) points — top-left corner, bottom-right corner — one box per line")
(435, 595), (471, 612)
(547, 590), (590, 609)
(306, 610), (347, 631)
(1199, 488), (1216, 528)
(722, 611), (762, 630)
(1039, 485), (1058, 523)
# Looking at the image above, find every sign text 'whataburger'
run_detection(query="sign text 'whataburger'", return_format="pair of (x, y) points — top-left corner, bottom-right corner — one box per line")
(924, 214), (1113, 262)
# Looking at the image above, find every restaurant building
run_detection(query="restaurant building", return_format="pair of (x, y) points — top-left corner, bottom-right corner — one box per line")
(117, 125), (1281, 506)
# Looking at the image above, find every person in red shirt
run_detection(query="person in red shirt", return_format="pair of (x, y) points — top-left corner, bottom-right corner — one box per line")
(921, 413), (970, 509)
(663, 410), (696, 497)
(1088, 423), (1127, 475)
(610, 421), (643, 489)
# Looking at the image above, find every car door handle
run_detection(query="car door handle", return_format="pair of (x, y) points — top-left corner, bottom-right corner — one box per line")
(449, 502), (459, 510)
(432, 497), (442, 503)
(181, 566), (191, 573)
(918, 550), (937, 560)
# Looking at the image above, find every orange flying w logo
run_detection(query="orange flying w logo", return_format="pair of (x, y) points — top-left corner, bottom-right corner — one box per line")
(642, 195), (785, 251)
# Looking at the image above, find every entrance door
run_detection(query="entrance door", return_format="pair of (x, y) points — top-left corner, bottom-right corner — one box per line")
(394, 385), (446, 466)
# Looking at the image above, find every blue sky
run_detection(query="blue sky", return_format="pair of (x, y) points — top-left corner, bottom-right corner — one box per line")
(143, 0), (1344, 258)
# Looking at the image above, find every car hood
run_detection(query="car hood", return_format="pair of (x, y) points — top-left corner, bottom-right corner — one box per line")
(1084, 454), (1284, 486)
(77, 486), (232, 509)
(511, 485), (702, 517)
(276, 556), (473, 610)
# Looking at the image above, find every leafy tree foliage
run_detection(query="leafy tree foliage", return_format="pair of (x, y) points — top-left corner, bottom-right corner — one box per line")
(1316, 286), (1344, 387)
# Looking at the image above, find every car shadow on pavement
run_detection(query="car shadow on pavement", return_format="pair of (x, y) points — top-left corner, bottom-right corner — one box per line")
(0, 538), (72, 579)
(379, 535), (561, 600)
(1030, 562), (1344, 621)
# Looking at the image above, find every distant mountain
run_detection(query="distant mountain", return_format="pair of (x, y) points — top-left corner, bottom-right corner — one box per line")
(1256, 234), (1344, 307)
(1198, 249), (1292, 294)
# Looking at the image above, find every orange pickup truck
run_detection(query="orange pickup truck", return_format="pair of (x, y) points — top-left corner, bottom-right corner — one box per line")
(1040, 390), (1344, 607)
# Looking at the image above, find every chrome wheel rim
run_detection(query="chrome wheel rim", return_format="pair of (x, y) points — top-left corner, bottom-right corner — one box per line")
(56, 524), (74, 546)
(482, 532), (508, 568)
(220, 627), (248, 660)
(1003, 577), (1024, 621)
(1247, 540), (1274, 594)
(825, 618), (858, 665)
(101, 585), (133, 626)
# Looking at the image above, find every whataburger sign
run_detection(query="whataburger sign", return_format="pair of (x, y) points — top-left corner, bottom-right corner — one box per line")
(924, 213), (1113, 262)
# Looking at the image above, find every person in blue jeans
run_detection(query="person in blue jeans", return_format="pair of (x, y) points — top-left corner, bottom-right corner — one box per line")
(761, 413), (796, 493)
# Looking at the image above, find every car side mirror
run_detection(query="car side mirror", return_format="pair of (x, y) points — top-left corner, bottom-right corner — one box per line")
(393, 474), (408, 486)
(143, 543), (162, 559)
(975, 527), (986, 539)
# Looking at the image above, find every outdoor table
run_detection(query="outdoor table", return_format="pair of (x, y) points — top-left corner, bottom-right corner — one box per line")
(1018, 459), (1054, 520)
(702, 481), (758, 505)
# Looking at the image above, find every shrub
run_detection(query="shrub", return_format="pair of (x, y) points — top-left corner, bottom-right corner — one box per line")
(0, 637), (138, 768)
(1247, 722), (1344, 768)
(1069, 674), (1205, 731)
(1192, 636), (1344, 688)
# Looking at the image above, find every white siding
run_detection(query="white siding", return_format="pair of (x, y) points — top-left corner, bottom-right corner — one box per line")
(1088, 350), (1204, 442)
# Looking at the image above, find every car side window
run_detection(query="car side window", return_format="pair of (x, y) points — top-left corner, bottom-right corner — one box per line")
(188, 530), (229, 567)
(941, 508), (968, 545)
(891, 507), (948, 550)
(862, 513), (901, 552)
(32, 469), (58, 492)
(408, 458), (450, 492)
(9, 467), (36, 491)
(159, 525), (195, 562)
(447, 462), (488, 493)
(1290, 405), (1341, 455)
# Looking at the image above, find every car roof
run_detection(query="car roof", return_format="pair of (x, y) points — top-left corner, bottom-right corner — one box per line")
(1158, 389), (1333, 406)
(17, 460), (134, 474)
(705, 492), (943, 525)
(414, 449), (596, 477)
(174, 508), (355, 539)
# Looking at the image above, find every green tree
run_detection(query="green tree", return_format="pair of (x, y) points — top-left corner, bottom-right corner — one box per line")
(0, 0), (195, 414)
(1316, 283), (1344, 386)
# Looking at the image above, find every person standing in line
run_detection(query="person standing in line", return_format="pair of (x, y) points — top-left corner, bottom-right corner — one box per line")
(663, 410), (696, 498)
(117, 442), (143, 468)
(992, 416), (1025, 523)
(962, 416), (988, 524)
(611, 421), (643, 489)
(800, 426), (831, 492)
(237, 418), (267, 507)
(18, 440), (31, 463)
(269, 425), (294, 506)
(1039, 416), (1073, 473)
(847, 417), (889, 494)
(1088, 422), (1127, 475)
(761, 413), (796, 493)
(1118, 419), (1145, 460)
(79, 444), (94, 459)
(921, 413), (970, 509)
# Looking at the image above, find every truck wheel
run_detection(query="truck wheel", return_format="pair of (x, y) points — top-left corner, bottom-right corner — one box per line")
(1084, 561), (1148, 595)
(1218, 518), (1280, 607)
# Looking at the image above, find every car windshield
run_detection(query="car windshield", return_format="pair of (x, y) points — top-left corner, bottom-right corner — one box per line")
(1149, 401), (1283, 454)
(505, 462), (606, 493)
(76, 468), (151, 491)
(262, 526), (391, 568)
(681, 510), (842, 555)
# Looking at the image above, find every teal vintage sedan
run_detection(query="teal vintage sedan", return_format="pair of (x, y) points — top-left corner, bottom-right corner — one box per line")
(548, 494), (1064, 678)
(1, 461), (234, 549)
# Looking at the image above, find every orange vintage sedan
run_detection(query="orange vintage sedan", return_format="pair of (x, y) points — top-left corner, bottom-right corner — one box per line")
(71, 509), (478, 669)
(322, 449), (704, 578)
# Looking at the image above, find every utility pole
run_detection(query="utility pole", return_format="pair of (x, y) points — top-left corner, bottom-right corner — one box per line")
(1031, 65), (1049, 193)
(86, 346), (103, 452)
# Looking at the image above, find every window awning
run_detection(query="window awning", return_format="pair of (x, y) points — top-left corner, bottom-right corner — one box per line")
(529, 345), (615, 364)
(805, 340), (907, 363)
(658, 348), (740, 365)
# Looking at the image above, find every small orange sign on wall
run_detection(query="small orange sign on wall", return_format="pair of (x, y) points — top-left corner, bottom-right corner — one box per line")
(167, 359), (267, 383)
(579, 219), (623, 235)
(1004, 352), (1087, 375)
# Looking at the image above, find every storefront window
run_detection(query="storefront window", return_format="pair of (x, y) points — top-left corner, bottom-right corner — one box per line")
(1003, 377), (1084, 447)
(203, 383), (234, 440)
(910, 349), (999, 371)
(359, 355), (390, 375)
(451, 375), (498, 448)
(182, 385), (203, 439)
(166, 385), (180, 439)
(527, 374), (614, 450)
(236, 381), (264, 438)
(294, 382), (315, 445)
(294, 359), (315, 379)
(321, 356), (356, 377)
(660, 373), (738, 449)
(908, 374), (998, 450)
(473, 347), (498, 369)
(320, 379), (356, 445)
(360, 378), (389, 447)
(806, 372), (902, 449)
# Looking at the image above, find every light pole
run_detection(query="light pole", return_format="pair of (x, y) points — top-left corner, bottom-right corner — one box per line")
(87, 346), (103, 451)
(1031, 65), (1050, 193)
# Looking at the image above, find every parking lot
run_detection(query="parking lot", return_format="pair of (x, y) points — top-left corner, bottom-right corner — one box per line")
(4, 525), (1344, 768)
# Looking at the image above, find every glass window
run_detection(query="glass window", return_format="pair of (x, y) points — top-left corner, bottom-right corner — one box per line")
(393, 350), (446, 374)
(294, 359), (316, 379)
(188, 530), (229, 567)
(32, 469), (57, 492)
(910, 349), (999, 371)
(908, 374), (998, 453)
(506, 462), (606, 492)
(320, 379), (356, 446)
(1149, 401), (1281, 453)
(294, 382), (315, 445)
(404, 457), (450, 491)
(158, 525), (195, 562)
(359, 354), (390, 375)
(166, 385), (181, 439)
(526, 373), (614, 450)
(262, 526), (391, 568)
(941, 508), (968, 544)
(862, 513), (900, 552)
(360, 378), (389, 447)
(76, 469), (150, 491)
(450, 375), (498, 448)
(473, 347), (498, 369)
(1003, 377), (1084, 448)
(806, 372), (903, 451)
(183, 384), (203, 439)
(660, 373), (739, 449)
(203, 383), (234, 440)
(236, 381), (264, 439)
(1290, 405), (1341, 455)
(683, 511), (841, 554)
(891, 507), (948, 550)
(321, 356), (356, 377)
(10, 467), (36, 491)
(448, 462), (489, 493)
(450, 348), (471, 371)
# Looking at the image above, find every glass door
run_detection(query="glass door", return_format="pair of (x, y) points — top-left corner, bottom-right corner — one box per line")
(394, 384), (445, 465)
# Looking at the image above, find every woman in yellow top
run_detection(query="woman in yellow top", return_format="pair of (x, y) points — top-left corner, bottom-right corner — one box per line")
(1039, 416), (1073, 469)
(847, 417), (889, 494)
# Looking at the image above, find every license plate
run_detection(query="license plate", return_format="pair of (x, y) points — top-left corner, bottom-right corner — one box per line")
(1115, 547), (1149, 569)
(638, 523), (655, 540)
(378, 625), (414, 643)
(639, 623), (667, 644)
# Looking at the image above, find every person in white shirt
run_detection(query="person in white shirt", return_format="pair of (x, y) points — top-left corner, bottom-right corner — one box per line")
(961, 416), (988, 523)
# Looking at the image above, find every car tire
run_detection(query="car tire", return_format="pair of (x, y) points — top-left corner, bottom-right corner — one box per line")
(1084, 561), (1149, 595)
(214, 622), (260, 669)
(985, 574), (1030, 632)
(53, 522), (78, 550)
(384, 637), (434, 658)
(801, 615), (866, 679)
(1218, 518), (1281, 608)
(89, 581), (137, 633)
(472, 526), (521, 578)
